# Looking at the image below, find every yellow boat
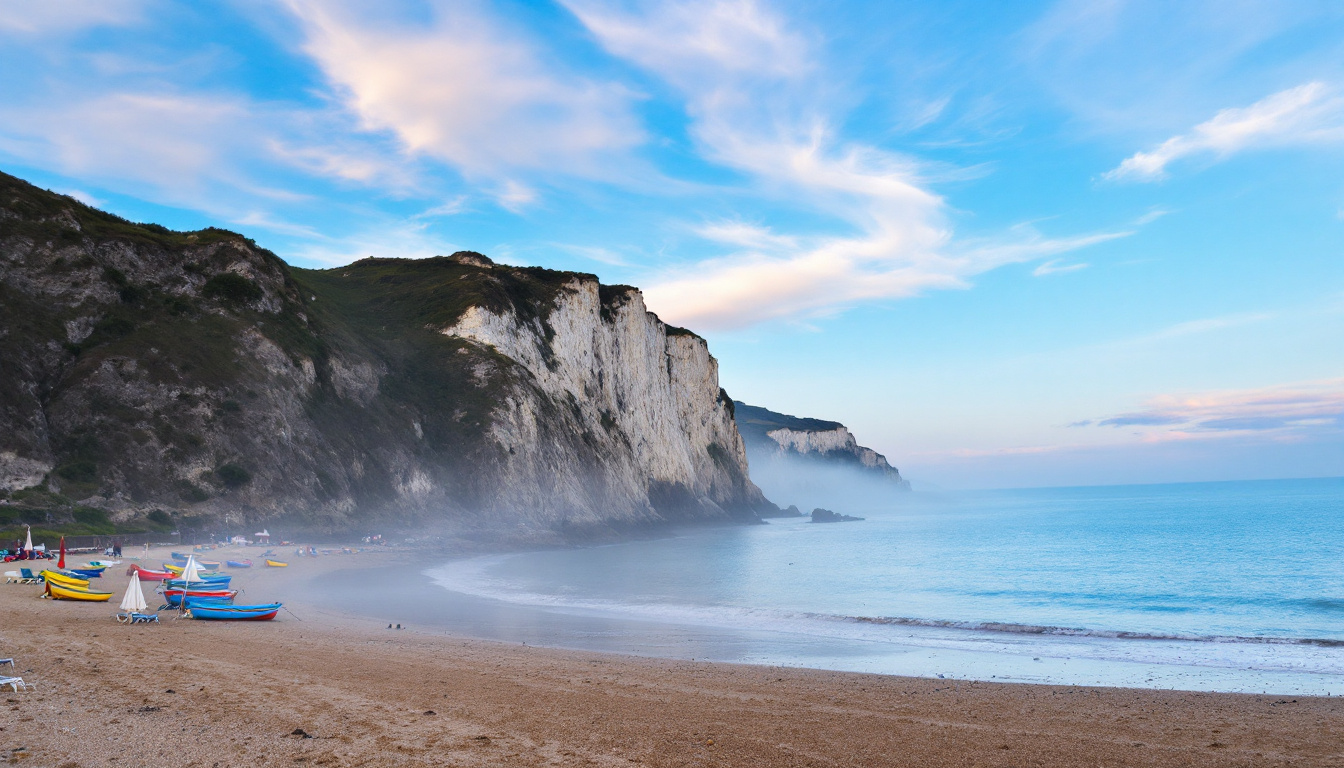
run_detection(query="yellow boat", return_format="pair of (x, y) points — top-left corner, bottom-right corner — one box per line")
(44, 581), (113, 601)
(265, 560), (288, 567)
(40, 570), (90, 588)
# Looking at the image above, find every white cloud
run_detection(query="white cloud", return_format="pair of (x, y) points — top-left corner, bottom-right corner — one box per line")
(0, 0), (147, 35)
(283, 0), (643, 180)
(1032, 259), (1088, 276)
(0, 92), (251, 200)
(1105, 82), (1344, 182)
(645, 224), (1127, 330)
(566, 1), (1132, 330)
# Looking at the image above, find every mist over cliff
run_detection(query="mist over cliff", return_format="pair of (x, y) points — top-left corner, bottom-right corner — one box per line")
(734, 402), (910, 513)
(0, 171), (775, 542)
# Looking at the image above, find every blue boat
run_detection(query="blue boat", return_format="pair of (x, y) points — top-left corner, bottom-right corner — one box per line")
(225, 560), (253, 568)
(68, 568), (104, 578)
(170, 552), (190, 561)
(165, 577), (231, 590)
(188, 603), (280, 621)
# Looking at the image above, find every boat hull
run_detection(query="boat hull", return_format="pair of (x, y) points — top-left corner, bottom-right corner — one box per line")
(225, 560), (253, 568)
(163, 588), (238, 606)
(265, 560), (288, 567)
(40, 570), (90, 588)
(127, 565), (173, 581)
(188, 603), (280, 621)
(45, 581), (113, 601)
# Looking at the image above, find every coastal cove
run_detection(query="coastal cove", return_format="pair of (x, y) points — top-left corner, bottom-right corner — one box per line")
(307, 478), (1344, 696)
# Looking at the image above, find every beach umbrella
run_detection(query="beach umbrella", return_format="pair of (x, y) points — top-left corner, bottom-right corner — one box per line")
(58, 536), (66, 569)
(181, 555), (203, 585)
(24, 526), (32, 558)
(119, 571), (148, 613)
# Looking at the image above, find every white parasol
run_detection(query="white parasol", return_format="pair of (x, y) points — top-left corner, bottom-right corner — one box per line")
(120, 571), (147, 613)
(24, 525), (32, 552)
(180, 554), (204, 585)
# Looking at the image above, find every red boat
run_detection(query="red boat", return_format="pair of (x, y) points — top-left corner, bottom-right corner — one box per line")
(127, 564), (174, 581)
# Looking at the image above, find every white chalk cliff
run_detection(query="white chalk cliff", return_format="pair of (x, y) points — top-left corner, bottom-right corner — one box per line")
(442, 272), (770, 528)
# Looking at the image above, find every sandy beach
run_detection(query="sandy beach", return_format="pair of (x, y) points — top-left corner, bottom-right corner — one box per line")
(3, 547), (1342, 767)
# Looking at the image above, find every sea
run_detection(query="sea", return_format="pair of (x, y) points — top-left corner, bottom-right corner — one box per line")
(317, 477), (1344, 695)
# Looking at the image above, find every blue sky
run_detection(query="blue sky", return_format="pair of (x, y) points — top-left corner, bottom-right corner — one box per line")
(1, 0), (1340, 488)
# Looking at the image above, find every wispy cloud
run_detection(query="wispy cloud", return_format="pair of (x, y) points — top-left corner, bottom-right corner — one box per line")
(1105, 82), (1344, 182)
(283, 0), (643, 182)
(1032, 258), (1088, 277)
(1088, 378), (1344, 438)
(565, 0), (1132, 330)
(0, 0), (147, 35)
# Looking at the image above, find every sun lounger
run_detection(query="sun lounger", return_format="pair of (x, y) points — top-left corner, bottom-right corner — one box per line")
(19, 568), (40, 584)
(116, 612), (160, 624)
(0, 676), (33, 692)
(0, 658), (13, 666)
(4, 571), (19, 583)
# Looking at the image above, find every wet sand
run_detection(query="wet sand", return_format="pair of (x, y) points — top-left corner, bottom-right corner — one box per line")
(3, 547), (1342, 767)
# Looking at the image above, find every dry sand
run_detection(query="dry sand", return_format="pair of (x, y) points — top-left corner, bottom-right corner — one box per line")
(3, 546), (1342, 767)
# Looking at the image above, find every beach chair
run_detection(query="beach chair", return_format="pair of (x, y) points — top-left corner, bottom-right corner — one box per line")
(0, 676), (33, 692)
(4, 571), (20, 583)
(116, 612), (160, 624)
(0, 658), (13, 667)
(19, 568), (40, 584)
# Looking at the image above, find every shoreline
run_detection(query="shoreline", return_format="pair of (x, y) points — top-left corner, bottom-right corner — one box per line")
(4, 545), (1343, 766)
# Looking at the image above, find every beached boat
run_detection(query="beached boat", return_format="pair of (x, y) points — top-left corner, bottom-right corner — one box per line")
(40, 570), (90, 588)
(45, 581), (113, 601)
(165, 577), (230, 590)
(163, 562), (227, 572)
(197, 560), (221, 569)
(265, 560), (288, 567)
(225, 560), (253, 568)
(126, 565), (174, 581)
(187, 602), (280, 621)
(170, 552), (190, 561)
(162, 588), (238, 607)
(69, 567), (105, 578)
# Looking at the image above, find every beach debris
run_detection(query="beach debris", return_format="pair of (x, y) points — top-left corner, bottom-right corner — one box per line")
(137, 706), (161, 713)
(423, 710), (436, 716)
(165, 689), (175, 694)
(290, 728), (313, 739)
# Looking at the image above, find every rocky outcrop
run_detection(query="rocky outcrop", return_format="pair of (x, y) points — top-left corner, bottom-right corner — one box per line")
(810, 508), (863, 523)
(0, 170), (772, 539)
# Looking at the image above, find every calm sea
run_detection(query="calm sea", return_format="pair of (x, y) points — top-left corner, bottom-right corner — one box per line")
(334, 478), (1344, 694)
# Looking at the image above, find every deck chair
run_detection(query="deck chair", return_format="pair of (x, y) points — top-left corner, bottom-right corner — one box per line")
(19, 568), (40, 584)
(4, 571), (20, 583)
(0, 658), (13, 667)
(116, 612), (160, 624)
(0, 677), (32, 692)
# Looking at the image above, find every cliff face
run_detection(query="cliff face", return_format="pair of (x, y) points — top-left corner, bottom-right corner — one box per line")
(442, 278), (762, 526)
(734, 402), (910, 511)
(0, 170), (772, 540)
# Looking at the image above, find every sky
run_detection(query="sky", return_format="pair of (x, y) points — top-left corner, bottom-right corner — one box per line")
(0, 0), (1340, 489)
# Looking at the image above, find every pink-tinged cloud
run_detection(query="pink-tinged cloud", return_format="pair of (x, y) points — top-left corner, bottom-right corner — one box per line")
(1092, 378), (1344, 436)
(284, 0), (643, 184)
